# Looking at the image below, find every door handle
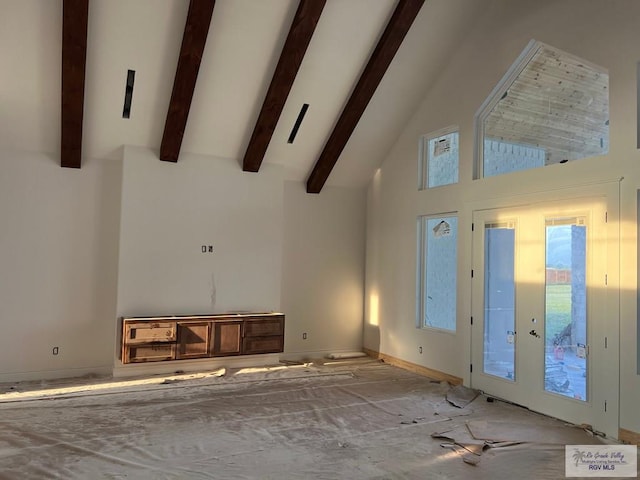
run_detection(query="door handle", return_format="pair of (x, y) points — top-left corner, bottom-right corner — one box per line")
(529, 329), (540, 338)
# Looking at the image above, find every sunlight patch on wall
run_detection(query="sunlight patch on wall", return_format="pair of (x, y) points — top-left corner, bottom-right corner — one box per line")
(368, 292), (379, 326)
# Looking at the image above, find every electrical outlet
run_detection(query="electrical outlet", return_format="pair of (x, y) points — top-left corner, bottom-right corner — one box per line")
(52, 347), (59, 355)
(418, 346), (423, 354)
(302, 333), (307, 340)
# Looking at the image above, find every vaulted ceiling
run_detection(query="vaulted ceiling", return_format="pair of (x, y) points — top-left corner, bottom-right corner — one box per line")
(2, 0), (485, 191)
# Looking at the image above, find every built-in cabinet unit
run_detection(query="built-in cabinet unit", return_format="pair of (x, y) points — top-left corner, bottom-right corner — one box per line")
(121, 313), (284, 364)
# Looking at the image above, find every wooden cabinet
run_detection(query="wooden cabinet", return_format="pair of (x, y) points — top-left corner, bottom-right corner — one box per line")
(212, 321), (242, 356)
(177, 322), (211, 360)
(124, 321), (176, 344)
(122, 321), (177, 363)
(243, 317), (285, 354)
(121, 313), (284, 364)
(124, 343), (175, 364)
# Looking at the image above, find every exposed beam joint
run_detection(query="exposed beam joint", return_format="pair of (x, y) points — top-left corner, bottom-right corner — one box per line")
(160, 0), (215, 162)
(61, 0), (89, 169)
(242, 0), (326, 172)
(306, 0), (424, 193)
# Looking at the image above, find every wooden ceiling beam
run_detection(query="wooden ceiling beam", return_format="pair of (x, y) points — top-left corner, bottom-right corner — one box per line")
(61, 0), (89, 169)
(306, 0), (424, 193)
(160, 0), (215, 162)
(242, 0), (326, 173)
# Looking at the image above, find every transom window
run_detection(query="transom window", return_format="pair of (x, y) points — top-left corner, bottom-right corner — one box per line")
(475, 40), (609, 178)
(418, 126), (459, 189)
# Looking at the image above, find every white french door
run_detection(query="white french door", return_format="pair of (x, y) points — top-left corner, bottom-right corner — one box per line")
(471, 196), (617, 435)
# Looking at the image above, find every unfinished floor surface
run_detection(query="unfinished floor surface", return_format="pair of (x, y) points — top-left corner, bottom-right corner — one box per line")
(0, 358), (634, 479)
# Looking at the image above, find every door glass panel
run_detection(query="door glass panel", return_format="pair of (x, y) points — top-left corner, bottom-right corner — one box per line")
(483, 222), (516, 380)
(544, 218), (587, 401)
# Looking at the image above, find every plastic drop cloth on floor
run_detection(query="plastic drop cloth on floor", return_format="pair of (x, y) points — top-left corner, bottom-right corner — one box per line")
(0, 358), (634, 479)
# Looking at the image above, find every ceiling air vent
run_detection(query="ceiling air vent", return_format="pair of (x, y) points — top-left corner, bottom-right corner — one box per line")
(122, 69), (135, 119)
(287, 103), (309, 144)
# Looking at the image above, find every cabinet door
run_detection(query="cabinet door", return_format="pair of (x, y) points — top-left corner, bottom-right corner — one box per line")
(212, 321), (242, 356)
(177, 322), (211, 359)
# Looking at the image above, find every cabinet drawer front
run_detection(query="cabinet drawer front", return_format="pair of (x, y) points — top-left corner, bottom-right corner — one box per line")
(125, 322), (176, 344)
(244, 317), (284, 337)
(125, 344), (176, 363)
(242, 336), (284, 355)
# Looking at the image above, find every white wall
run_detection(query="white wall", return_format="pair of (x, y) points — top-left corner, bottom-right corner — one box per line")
(281, 181), (366, 358)
(0, 151), (121, 382)
(117, 146), (285, 317)
(366, 0), (640, 436)
(0, 145), (366, 381)
(117, 147), (366, 362)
